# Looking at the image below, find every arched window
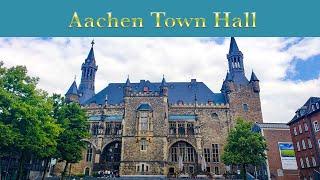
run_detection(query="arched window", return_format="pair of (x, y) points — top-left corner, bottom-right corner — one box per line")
(100, 141), (121, 172)
(169, 141), (197, 163)
(86, 144), (93, 162)
(84, 167), (90, 176)
(211, 113), (219, 119)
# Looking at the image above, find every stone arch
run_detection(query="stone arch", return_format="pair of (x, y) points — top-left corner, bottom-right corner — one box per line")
(168, 140), (198, 176)
(84, 167), (90, 176)
(168, 139), (197, 151)
(99, 140), (121, 173)
(82, 139), (98, 150)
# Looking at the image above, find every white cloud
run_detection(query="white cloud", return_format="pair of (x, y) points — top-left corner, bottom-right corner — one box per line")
(0, 37), (319, 123)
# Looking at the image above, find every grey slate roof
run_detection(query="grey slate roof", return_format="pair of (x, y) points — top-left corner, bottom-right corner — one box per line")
(250, 71), (259, 81)
(287, 97), (320, 125)
(85, 80), (226, 105)
(65, 81), (78, 95)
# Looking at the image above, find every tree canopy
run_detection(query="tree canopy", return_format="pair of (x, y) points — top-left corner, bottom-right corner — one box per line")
(222, 118), (267, 178)
(0, 62), (89, 179)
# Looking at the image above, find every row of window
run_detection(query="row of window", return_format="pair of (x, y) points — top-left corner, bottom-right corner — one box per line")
(299, 156), (317, 169)
(293, 121), (320, 136)
(91, 122), (122, 136)
(169, 122), (195, 136)
(296, 138), (313, 151)
(136, 163), (150, 172)
(293, 123), (309, 135)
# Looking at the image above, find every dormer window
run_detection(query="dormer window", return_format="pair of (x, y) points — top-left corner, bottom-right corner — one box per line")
(316, 103), (319, 109)
(143, 86), (149, 92)
(312, 104), (315, 111)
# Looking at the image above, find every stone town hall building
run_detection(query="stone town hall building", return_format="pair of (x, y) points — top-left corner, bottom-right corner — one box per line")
(62, 38), (263, 177)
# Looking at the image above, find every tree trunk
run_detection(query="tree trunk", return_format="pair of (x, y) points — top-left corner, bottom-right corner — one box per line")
(41, 159), (49, 180)
(0, 157), (2, 180)
(242, 164), (247, 180)
(68, 164), (72, 177)
(61, 161), (69, 180)
(16, 152), (25, 180)
(4, 156), (12, 180)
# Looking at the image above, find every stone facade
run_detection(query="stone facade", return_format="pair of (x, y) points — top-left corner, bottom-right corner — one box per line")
(60, 38), (264, 177)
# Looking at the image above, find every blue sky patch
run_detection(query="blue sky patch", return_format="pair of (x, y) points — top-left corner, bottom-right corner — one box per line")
(286, 55), (320, 81)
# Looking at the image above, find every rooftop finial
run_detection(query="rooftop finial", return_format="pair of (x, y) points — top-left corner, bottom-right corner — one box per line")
(74, 75), (77, 81)
(91, 39), (95, 47)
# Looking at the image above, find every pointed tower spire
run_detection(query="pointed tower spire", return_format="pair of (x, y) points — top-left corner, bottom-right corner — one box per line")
(86, 40), (95, 62)
(161, 75), (167, 87)
(65, 80), (79, 103)
(66, 80), (78, 95)
(226, 37), (248, 85)
(160, 75), (168, 96)
(229, 37), (240, 54)
(125, 75), (131, 87)
(250, 71), (259, 81)
(124, 76), (132, 96)
(78, 41), (98, 104)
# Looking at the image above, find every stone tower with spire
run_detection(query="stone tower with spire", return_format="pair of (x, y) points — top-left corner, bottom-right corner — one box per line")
(78, 40), (98, 104)
(221, 37), (263, 123)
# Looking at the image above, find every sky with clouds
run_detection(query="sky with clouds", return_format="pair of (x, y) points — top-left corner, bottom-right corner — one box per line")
(0, 37), (319, 123)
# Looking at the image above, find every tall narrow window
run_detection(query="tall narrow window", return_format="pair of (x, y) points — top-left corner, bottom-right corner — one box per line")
(302, 140), (306, 150)
(140, 112), (149, 133)
(299, 125), (302, 134)
(212, 144), (220, 163)
(300, 158), (304, 168)
(140, 138), (148, 151)
(308, 138), (313, 148)
(178, 123), (185, 135)
(86, 144), (93, 162)
(304, 123), (309, 131)
(306, 157), (310, 167)
(297, 141), (301, 151)
(187, 123), (194, 135)
(293, 127), (297, 135)
(214, 167), (220, 175)
(169, 122), (176, 135)
(312, 156), (317, 167)
(314, 121), (320, 132)
(242, 104), (249, 112)
(204, 148), (211, 162)
(105, 122), (112, 135)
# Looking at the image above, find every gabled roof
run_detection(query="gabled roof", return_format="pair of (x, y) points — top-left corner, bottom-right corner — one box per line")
(84, 80), (226, 105)
(287, 97), (320, 125)
(65, 81), (78, 95)
(137, 103), (153, 111)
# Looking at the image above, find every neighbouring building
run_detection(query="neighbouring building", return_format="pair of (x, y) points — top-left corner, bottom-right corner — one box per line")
(287, 97), (320, 180)
(57, 37), (264, 177)
(253, 123), (299, 180)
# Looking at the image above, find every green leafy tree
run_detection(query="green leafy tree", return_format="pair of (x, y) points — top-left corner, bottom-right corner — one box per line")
(0, 62), (61, 180)
(54, 98), (89, 179)
(222, 118), (267, 180)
